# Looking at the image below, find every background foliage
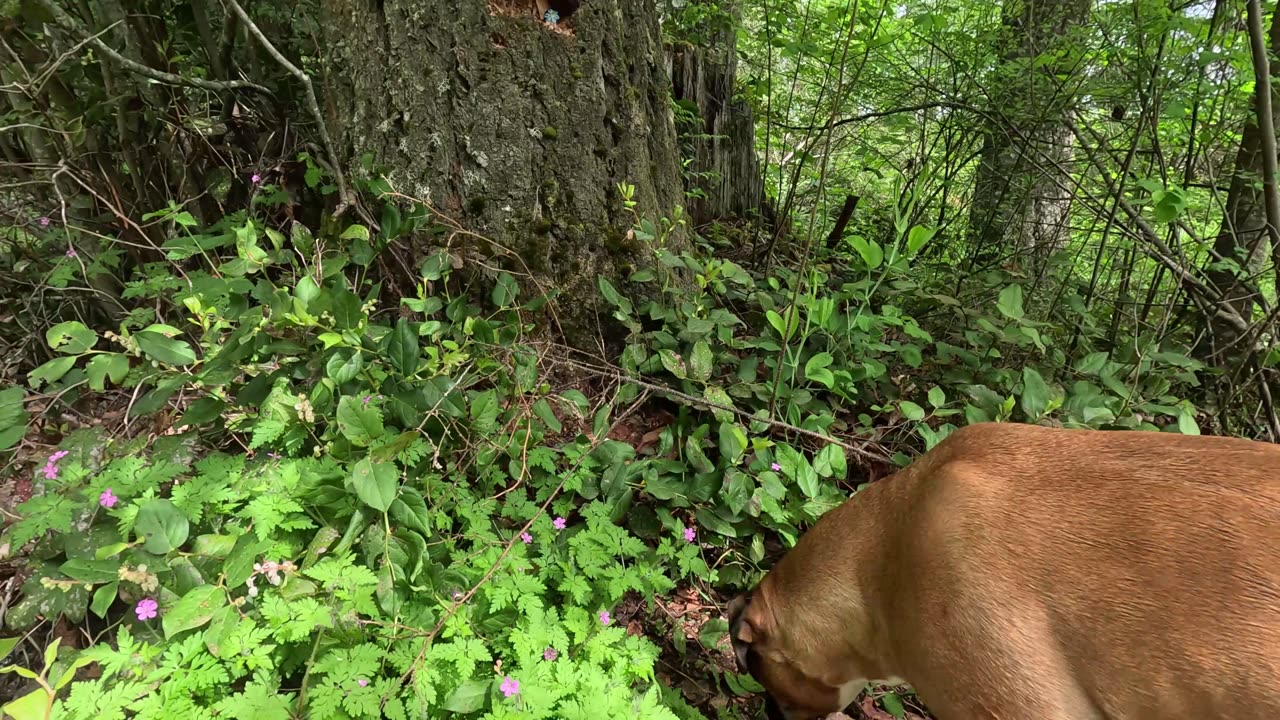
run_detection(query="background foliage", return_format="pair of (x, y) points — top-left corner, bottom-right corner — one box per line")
(3, 0), (1278, 718)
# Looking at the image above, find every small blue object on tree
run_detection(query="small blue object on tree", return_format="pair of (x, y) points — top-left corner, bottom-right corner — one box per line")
(544, 9), (560, 23)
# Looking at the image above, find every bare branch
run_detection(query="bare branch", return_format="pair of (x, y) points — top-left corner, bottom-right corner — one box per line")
(226, 0), (350, 212)
(33, 0), (270, 95)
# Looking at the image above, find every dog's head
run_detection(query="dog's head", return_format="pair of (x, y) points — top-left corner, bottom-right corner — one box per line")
(727, 589), (863, 720)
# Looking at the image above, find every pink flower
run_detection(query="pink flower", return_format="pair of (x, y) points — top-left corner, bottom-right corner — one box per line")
(267, 451), (282, 460)
(770, 462), (781, 472)
(599, 610), (611, 625)
(135, 598), (158, 621)
(683, 526), (696, 542)
(500, 676), (519, 698)
(41, 451), (68, 481)
(553, 517), (566, 530)
(452, 590), (464, 601)
(543, 647), (558, 661)
(357, 678), (368, 687)
(99, 488), (118, 509)
(65, 248), (77, 258)
(520, 532), (532, 544)
(38, 216), (50, 227)
(251, 173), (262, 184)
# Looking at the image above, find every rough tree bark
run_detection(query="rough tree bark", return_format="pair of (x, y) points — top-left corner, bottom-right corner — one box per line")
(1197, 3), (1280, 365)
(967, 0), (1089, 268)
(320, 0), (687, 346)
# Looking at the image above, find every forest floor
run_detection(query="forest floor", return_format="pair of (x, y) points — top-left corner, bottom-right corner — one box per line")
(0, 389), (935, 719)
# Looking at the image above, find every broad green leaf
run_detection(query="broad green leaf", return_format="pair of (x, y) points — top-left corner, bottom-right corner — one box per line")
(1177, 404), (1200, 436)
(702, 385), (734, 422)
(0, 637), (18, 662)
(491, 272), (519, 307)
(880, 691), (907, 719)
(1, 688), (48, 720)
(813, 444), (846, 479)
(906, 225), (936, 256)
(135, 499), (190, 554)
(658, 349), (687, 379)
(849, 235), (883, 269)
(27, 356), (77, 389)
(470, 389), (499, 433)
(796, 464), (820, 498)
(294, 275), (321, 307)
(765, 309), (796, 341)
(46, 321), (97, 354)
(0, 387), (28, 451)
(339, 224), (371, 241)
(532, 398), (562, 433)
(689, 341), (713, 382)
(135, 331), (197, 365)
(684, 436), (715, 474)
(337, 395), (384, 447)
(695, 508), (737, 537)
(90, 581), (119, 618)
(718, 422), (747, 464)
(928, 386), (946, 408)
(162, 585), (226, 639)
(1020, 367), (1051, 421)
(59, 558), (119, 583)
(350, 458), (398, 512)
(1076, 351), (1110, 375)
(597, 276), (632, 313)
(443, 680), (487, 713)
(85, 353), (130, 391)
(996, 285), (1025, 321)
(900, 400), (926, 422)
(390, 492), (432, 534)
(386, 319), (419, 375)
(326, 348), (363, 384)
(804, 352), (836, 388)
(331, 288), (365, 329)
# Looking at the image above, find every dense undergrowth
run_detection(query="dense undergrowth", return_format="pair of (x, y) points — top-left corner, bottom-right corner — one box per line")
(0, 168), (1211, 720)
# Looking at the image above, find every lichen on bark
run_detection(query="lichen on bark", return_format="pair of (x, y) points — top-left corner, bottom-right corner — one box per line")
(321, 0), (688, 347)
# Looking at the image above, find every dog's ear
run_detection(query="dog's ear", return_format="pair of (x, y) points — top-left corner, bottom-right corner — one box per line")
(727, 593), (759, 672)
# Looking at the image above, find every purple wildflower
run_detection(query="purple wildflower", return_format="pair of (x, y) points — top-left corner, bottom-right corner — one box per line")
(357, 678), (369, 687)
(38, 217), (50, 227)
(500, 676), (520, 698)
(251, 173), (262, 184)
(553, 517), (566, 530)
(683, 526), (696, 542)
(543, 647), (558, 661)
(599, 610), (611, 626)
(65, 248), (77, 258)
(520, 532), (533, 544)
(135, 598), (158, 621)
(42, 450), (69, 480)
(99, 488), (118, 509)
(770, 462), (781, 472)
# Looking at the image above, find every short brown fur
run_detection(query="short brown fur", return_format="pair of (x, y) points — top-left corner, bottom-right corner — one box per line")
(729, 422), (1280, 719)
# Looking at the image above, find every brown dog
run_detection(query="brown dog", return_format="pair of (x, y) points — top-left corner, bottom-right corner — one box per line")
(728, 422), (1280, 720)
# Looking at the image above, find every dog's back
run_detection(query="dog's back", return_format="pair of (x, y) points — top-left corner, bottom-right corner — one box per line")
(734, 423), (1280, 719)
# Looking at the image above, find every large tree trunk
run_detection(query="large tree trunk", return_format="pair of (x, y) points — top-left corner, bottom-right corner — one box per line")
(321, 0), (687, 346)
(967, 0), (1089, 269)
(1197, 4), (1280, 365)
